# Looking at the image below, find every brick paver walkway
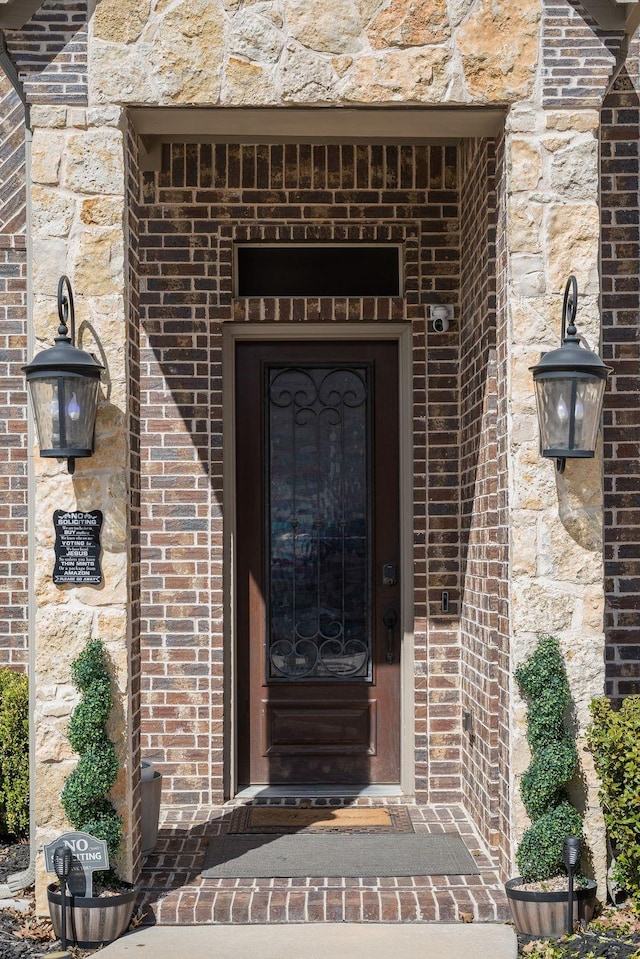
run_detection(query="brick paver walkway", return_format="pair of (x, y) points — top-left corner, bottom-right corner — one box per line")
(138, 800), (509, 924)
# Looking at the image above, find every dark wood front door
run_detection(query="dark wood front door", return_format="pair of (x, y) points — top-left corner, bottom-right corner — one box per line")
(236, 341), (400, 786)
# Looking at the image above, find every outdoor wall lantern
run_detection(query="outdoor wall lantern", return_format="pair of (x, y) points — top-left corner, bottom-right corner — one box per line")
(530, 275), (610, 474)
(23, 275), (104, 474)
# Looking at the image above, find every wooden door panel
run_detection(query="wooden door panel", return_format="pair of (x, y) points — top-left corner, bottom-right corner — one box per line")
(236, 341), (400, 786)
(264, 700), (377, 755)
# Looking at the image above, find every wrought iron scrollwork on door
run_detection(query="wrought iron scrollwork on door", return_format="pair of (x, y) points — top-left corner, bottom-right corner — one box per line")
(267, 365), (372, 681)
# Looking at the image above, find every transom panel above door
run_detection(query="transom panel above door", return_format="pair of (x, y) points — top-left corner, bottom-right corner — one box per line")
(236, 341), (400, 786)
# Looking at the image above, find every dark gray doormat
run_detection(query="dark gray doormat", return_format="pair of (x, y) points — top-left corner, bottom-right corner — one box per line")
(201, 833), (479, 879)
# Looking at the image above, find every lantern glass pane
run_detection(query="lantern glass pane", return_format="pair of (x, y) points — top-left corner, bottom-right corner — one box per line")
(28, 375), (99, 456)
(574, 378), (606, 452)
(27, 377), (60, 452)
(534, 374), (605, 455)
(62, 376), (99, 451)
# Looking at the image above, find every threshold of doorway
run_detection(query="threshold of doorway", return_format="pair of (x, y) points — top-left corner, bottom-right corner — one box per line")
(235, 784), (405, 799)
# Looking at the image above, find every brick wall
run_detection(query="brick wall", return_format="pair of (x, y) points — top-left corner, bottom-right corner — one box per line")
(458, 136), (511, 872)
(136, 142), (464, 804)
(542, 0), (621, 107)
(0, 71), (28, 670)
(600, 71), (640, 701)
(5, 0), (87, 105)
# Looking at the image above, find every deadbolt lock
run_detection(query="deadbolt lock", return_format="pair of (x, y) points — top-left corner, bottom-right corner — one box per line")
(382, 564), (398, 587)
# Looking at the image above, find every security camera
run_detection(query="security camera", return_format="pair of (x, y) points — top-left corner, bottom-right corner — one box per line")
(430, 305), (451, 333)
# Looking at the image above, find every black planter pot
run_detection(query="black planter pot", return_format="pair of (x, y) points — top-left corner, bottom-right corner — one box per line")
(505, 877), (597, 938)
(47, 881), (137, 948)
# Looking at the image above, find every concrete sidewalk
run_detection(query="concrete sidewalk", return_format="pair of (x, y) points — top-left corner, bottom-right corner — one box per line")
(95, 922), (518, 958)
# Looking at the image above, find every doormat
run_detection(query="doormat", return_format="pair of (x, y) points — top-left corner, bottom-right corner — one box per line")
(227, 805), (415, 834)
(201, 833), (480, 879)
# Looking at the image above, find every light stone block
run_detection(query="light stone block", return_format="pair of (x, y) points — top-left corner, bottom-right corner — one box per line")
(339, 47), (450, 103)
(222, 58), (278, 104)
(550, 139), (598, 200)
(368, 0), (450, 48)
(31, 187), (76, 238)
(511, 583), (574, 634)
(545, 203), (600, 294)
(73, 228), (125, 297)
(92, 0), (151, 43)
(280, 43), (340, 100)
(228, 6), (285, 61)
(63, 129), (125, 196)
(286, 0), (363, 54)
(509, 139), (542, 192)
(29, 105), (67, 128)
(456, 0), (541, 101)
(508, 195), (543, 253)
(31, 130), (63, 185)
(510, 253), (545, 296)
(150, 0), (225, 103)
(91, 43), (158, 104)
(31, 238), (68, 295)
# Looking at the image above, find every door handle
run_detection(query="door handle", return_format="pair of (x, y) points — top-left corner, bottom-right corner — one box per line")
(382, 607), (398, 664)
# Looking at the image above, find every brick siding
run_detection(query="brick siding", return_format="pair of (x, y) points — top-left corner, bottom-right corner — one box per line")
(0, 72), (28, 670)
(458, 136), (510, 874)
(5, 0), (87, 105)
(542, 0), (622, 107)
(136, 142), (468, 806)
(600, 71), (640, 701)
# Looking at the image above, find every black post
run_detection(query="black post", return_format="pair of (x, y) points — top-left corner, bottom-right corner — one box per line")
(52, 845), (73, 950)
(563, 835), (582, 936)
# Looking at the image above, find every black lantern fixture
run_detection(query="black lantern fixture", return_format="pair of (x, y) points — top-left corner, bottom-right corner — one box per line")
(23, 276), (104, 474)
(530, 275), (611, 473)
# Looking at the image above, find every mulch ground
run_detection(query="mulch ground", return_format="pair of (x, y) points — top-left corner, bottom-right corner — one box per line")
(518, 905), (640, 958)
(0, 837), (97, 959)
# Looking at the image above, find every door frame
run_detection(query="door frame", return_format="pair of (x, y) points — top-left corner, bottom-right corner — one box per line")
(222, 323), (415, 797)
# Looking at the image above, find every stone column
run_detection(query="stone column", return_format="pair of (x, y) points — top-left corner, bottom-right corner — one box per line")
(29, 104), (135, 907)
(504, 103), (606, 891)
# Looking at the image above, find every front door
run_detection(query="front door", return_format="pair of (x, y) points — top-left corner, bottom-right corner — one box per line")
(236, 341), (400, 785)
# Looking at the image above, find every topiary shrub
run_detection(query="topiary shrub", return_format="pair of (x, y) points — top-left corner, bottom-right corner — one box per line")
(61, 639), (122, 880)
(515, 634), (582, 882)
(587, 696), (640, 911)
(0, 667), (29, 838)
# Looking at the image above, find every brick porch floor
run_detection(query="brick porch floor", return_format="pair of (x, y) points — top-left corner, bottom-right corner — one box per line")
(138, 800), (510, 924)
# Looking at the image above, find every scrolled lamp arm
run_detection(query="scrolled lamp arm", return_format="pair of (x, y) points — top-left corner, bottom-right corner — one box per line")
(57, 274), (75, 345)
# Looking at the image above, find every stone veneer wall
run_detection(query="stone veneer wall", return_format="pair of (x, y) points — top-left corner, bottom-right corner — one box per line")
(601, 71), (640, 701)
(0, 0), (91, 670)
(0, 72), (28, 669)
(504, 99), (606, 883)
(136, 141), (465, 804)
(458, 136), (511, 870)
(28, 98), (137, 900)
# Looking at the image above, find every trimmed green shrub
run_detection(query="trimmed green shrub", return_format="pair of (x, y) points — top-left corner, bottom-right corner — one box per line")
(515, 635), (582, 882)
(0, 668), (29, 838)
(61, 639), (122, 875)
(587, 696), (640, 912)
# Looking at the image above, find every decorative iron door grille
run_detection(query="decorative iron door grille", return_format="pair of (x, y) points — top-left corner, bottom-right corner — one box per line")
(265, 364), (372, 681)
